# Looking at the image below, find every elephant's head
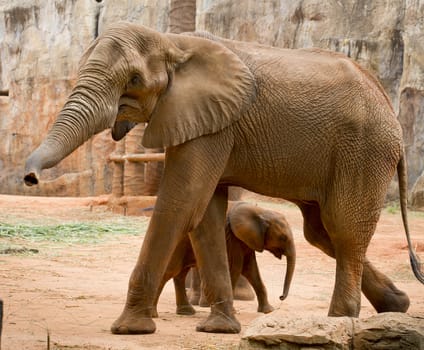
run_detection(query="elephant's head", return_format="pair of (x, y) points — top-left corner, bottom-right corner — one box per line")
(228, 202), (296, 301)
(24, 22), (256, 185)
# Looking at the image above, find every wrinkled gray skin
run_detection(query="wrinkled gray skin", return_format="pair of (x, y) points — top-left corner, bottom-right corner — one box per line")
(24, 22), (423, 334)
(153, 202), (296, 316)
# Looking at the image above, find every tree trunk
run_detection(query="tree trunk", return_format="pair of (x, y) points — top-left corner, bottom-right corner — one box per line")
(112, 140), (125, 197)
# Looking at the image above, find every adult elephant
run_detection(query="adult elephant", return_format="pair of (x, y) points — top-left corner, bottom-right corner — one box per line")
(24, 22), (424, 334)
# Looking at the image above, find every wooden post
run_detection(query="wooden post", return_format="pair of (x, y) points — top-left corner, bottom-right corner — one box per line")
(143, 148), (165, 195)
(111, 140), (125, 197)
(124, 124), (145, 196)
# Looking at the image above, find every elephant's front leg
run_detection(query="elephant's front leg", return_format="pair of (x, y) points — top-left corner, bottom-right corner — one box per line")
(111, 135), (233, 334)
(189, 187), (241, 333)
(111, 210), (189, 334)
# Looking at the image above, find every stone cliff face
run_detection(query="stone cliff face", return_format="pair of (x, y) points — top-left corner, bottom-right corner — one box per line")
(0, 0), (168, 196)
(0, 0), (423, 203)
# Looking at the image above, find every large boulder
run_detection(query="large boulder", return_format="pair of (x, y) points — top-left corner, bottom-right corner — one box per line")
(353, 313), (424, 349)
(240, 312), (424, 349)
(241, 314), (353, 349)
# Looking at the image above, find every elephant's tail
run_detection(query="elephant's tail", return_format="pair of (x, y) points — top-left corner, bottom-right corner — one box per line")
(398, 154), (424, 283)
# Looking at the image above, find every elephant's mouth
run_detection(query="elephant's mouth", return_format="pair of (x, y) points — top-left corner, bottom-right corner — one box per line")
(269, 248), (283, 259)
(117, 97), (146, 122)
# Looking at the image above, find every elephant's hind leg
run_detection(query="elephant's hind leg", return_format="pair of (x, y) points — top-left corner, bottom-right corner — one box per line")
(300, 203), (364, 317)
(300, 202), (409, 316)
(362, 258), (409, 313)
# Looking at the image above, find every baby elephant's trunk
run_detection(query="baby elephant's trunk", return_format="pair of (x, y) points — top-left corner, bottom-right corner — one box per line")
(280, 247), (296, 300)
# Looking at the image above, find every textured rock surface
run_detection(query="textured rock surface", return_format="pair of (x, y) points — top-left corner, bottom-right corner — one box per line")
(0, 0), (168, 196)
(353, 313), (424, 349)
(240, 312), (424, 349)
(241, 314), (353, 349)
(0, 0), (423, 199)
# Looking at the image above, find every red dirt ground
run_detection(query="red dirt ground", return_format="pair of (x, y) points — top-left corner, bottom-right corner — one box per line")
(0, 194), (423, 349)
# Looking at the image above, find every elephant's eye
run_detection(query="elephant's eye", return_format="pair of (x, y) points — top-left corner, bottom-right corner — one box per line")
(129, 73), (143, 87)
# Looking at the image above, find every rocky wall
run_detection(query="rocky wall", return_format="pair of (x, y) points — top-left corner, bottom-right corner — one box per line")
(0, 0), (168, 196)
(0, 0), (423, 201)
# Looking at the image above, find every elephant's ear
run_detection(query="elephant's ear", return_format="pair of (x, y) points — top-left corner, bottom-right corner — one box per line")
(142, 34), (256, 148)
(229, 203), (268, 252)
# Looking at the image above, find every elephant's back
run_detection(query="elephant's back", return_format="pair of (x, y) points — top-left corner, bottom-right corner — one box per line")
(226, 40), (395, 120)
(222, 42), (402, 201)
(230, 41), (401, 152)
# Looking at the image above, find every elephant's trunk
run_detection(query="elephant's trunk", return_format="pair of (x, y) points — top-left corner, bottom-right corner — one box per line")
(280, 246), (296, 300)
(24, 85), (117, 186)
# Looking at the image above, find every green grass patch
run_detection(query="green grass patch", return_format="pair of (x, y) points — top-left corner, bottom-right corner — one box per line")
(0, 220), (148, 244)
(385, 202), (400, 214)
(384, 201), (424, 218)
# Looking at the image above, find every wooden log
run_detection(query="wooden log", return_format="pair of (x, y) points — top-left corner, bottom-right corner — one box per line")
(108, 153), (166, 163)
(111, 141), (125, 197)
(109, 154), (125, 163)
(125, 153), (165, 162)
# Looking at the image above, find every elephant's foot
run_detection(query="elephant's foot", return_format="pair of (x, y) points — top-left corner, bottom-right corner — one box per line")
(234, 288), (255, 301)
(176, 304), (196, 315)
(199, 294), (209, 307)
(362, 260), (410, 313)
(196, 311), (241, 333)
(233, 279), (255, 301)
(374, 288), (410, 313)
(188, 289), (210, 307)
(257, 303), (274, 314)
(111, 309), (156, 334)
(188, 290), (200, 306)
(328, 297), (360, 317)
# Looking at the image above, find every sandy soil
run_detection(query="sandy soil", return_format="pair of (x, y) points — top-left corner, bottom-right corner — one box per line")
(0, 194), (423, 349)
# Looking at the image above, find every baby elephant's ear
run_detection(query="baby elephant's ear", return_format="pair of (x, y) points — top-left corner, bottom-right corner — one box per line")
(142, 34), (256, 149)
(229, 203), (268, 252)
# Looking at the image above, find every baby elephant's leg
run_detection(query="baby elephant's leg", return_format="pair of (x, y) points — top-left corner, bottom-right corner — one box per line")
(242, 253), (274, 313)
(174, 267), (196, 315)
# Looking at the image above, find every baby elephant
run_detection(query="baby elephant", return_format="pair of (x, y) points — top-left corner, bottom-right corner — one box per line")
(152, 202), (296, 316)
